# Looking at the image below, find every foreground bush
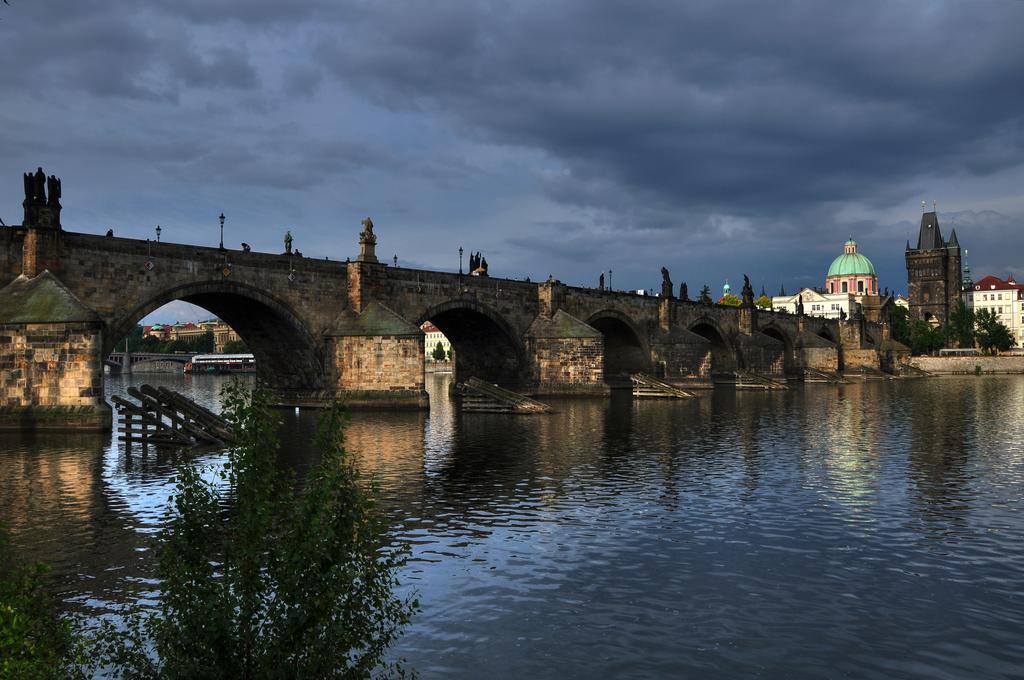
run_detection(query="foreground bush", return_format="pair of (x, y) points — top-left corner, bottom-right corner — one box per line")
(93, 383), (417, 678)
(0, 528), (83, 679)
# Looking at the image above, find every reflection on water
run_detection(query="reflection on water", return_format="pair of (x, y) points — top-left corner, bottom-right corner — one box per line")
(2, 373), (1024, 678)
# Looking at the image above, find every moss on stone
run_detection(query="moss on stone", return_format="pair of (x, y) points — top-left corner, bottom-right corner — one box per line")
(0, 272), (100, 324)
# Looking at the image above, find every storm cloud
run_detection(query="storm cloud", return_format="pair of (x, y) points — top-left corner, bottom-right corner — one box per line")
(1, 0), (1022, 320)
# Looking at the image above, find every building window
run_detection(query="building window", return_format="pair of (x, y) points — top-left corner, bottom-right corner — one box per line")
(842, 282), (848, 293)
(858, 280), (864, 293)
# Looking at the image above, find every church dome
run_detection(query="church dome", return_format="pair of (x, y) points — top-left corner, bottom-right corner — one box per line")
(827, 239), (876, 278)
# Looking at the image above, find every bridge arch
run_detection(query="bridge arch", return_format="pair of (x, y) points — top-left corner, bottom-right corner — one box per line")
(688, 316), (737, 376)
(416, 298), (526, 387)
(817, 324), (838, 344)
(760, 322), (796, 373)
(585, 309), (650, 382)
(108, 280), (324, 393)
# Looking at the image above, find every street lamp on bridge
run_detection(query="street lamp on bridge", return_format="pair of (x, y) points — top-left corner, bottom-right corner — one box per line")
(155, 224), (161, 242)
(218, 213), (225, 250)
(458, 246), (464, 274)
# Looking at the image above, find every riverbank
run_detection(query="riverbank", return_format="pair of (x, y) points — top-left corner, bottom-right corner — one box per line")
(910, 355), (1024, 375)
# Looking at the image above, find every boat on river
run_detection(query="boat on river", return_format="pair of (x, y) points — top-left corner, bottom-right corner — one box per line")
(184, 353), (256, 374)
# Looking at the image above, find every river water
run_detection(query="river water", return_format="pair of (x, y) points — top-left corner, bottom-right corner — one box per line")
(2, 373), (1023, 679)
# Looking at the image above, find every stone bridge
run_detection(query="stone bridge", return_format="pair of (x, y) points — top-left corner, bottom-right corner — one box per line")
(0, 170), (905, 429)
(105, 352), (192, 372)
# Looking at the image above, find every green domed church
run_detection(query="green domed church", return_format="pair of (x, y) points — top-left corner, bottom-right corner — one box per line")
(825, 238), (877, 296)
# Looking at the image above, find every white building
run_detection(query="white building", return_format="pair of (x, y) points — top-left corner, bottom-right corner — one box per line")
(965, 275), (1024, 346)
(771, 287), (855, 319)
(421, 321), (452, 361)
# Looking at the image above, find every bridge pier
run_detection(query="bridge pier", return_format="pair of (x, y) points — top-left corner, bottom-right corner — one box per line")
(0, 272), (111, 431)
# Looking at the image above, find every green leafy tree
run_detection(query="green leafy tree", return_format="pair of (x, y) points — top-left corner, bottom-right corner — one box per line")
(908, 320), (945, 355)
(221, 339), (249, 354)
(697, 285), (713, 305)
(718, 293), (742, 307)
(431, 340), (447, 362)
(890, 306), (911, 347)
(975, 308), (1014, 354)
(946, 301), (976, 349)
(0, 527), (84, 679)
(755, 294), (772, 309)
(93, 383), (417, 678)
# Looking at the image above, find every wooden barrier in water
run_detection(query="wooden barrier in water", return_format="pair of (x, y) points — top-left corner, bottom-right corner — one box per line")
(630, 373), (697, 398)
(734, 370), (790, 390)
(112, 384), (235, 448)
(456, 377), (553, 414)
(803, 367), (848, 384)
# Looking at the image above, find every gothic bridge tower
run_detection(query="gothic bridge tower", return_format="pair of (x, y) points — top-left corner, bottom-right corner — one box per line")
(905, 206), (962, 325)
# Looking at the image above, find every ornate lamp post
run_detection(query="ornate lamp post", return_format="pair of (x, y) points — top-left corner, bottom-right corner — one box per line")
(218, 212), (225, 250)
(458, 246), (464, 274)
(608, 269), (613, 291)
(155, 224), (161, 242)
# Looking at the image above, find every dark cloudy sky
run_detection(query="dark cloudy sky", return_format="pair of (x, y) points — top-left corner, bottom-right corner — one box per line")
(3, 1), (1023, 323)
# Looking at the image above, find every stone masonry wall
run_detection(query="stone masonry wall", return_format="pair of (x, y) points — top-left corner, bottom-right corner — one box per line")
(331, 335), (426, 406)
(651, 341), (711, 382)
(844, 349), (881, 370)
(527, 336), (605, 394)
(910, 356), (1024, 374)
(0, 322), (103, 407)
(802, 347), (839, 372)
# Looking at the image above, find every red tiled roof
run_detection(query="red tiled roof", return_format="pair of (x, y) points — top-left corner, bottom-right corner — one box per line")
(973, 275), (1024, 293)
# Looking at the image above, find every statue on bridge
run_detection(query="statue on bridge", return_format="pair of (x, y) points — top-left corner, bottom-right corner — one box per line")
(741, 274), (755, 307)
(284, 230), (293, 255)
(796, 294), (804, 316)
(599, 273), (605, 290)
(46, 174), (61, 207)
(680, 282), (688, 301)
(359, 217), (376, 244)
(660, 267), (673, 299)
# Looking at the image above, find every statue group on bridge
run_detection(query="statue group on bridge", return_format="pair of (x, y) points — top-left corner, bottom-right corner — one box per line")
(469, 251), (488, 275)
(22, 167), (60, 208)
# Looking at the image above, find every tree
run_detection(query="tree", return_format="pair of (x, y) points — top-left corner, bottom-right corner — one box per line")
(890, 306), (911, 347)
(431, 340), (447, 362)
(755, 294), (772, 309)
(718, 293), (742, 307)
(975, 308), (1014, 354)
(0, 527), (83, 679)
(697, 285), (713, 305)
(222, 339), (249, 354)
(946, 301), (975, 349)
(93, 383), (417, 678)
(908, 319), (945, 355)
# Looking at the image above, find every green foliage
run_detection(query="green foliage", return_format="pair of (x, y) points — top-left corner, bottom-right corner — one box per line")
(0, 527), (84, 679)
(697, 285), (713, 305)
(431, 340), (447, 362)
(889, 305), (911, 347)
(126, 327), (216, 354)
(908, 320), (945, 355)
(946, 301), (976, 349)
(221, 339), (249, 354)
(975, 308), (1014, 354)
(718, 293), (742, 307)
(755, 294), (772, 309)
(93, 382), (417, 678)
